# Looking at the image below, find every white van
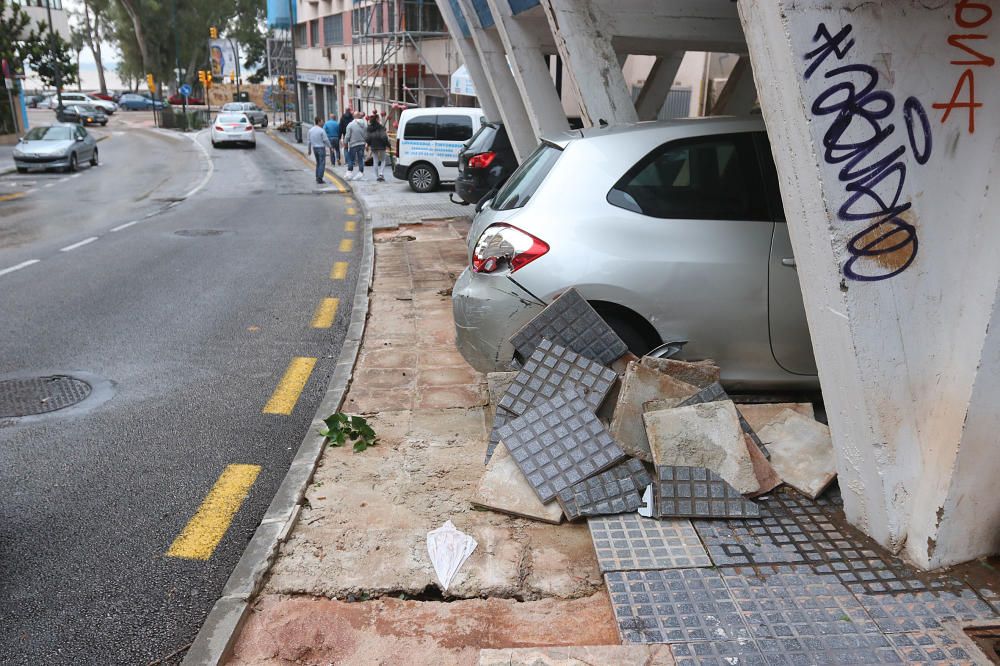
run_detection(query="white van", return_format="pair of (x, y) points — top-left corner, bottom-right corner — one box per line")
(393, 107), (485, 192)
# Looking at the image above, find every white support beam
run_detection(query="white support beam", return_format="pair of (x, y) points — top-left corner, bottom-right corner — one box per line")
(485, 0), (570, 142)
(710, 55), (757, 115)
(635, 53), (684, 121)
(540, 0), (638, 127)
(435, 0), (502, 123)
(455, 0), (538, 161)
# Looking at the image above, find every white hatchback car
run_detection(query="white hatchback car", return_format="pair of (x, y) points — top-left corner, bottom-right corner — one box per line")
(452, 117), (818, 391)
(211, 113), (256, 149)
(56, 92), (117, 115)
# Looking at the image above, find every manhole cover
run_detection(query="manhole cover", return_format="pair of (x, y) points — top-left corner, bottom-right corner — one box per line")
(0, 375), (92, 417)
(174, 229), (226, 237)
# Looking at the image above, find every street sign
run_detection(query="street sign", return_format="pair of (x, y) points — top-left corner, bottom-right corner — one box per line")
(179, 83), (192, 97)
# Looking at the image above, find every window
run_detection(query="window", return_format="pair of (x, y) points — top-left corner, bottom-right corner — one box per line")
(436, 114), (472, 142)
(403, 0), (444, 32)
(403, 116), (436, 140)
(294, 22), (307, 45)
(606, 133), (769, 221)
(309, 19), (319, 46)
(351, 6), (371, 35)
(492, 143), (562, 211)
(323, 14), (344, 45)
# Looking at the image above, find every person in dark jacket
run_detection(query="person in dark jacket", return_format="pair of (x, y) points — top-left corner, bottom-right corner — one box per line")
(338, 107), (354, 157)
(365, 112), (390, 182)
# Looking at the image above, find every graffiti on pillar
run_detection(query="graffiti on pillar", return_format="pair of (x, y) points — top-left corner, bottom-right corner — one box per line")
(932, 1), (994, 134)
(803, 23), (933, 282)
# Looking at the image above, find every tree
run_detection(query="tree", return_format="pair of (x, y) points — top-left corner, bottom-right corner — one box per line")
(70, 27), (85, 90)
(73, 0), (112, 94)
(29, 23), (80, 90)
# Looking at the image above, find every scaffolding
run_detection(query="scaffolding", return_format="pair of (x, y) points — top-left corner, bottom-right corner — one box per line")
(266, 30), (297, 123)
(349, 0), (455, 129)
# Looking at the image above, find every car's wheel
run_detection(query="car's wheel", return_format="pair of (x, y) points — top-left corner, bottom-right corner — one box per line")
(596, 309), (662, 357)
(67, 153), (78, 172)
(90, 148), (99, 167)
(261, 117), (268, 128)
(16, 167), (27, 174)
(212, 140), (218, 149)
(249, 142), (256, 150)
(408, 163), (438, 193)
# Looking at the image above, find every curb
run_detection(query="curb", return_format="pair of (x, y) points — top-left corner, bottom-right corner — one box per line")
(181, 158), (373, 665)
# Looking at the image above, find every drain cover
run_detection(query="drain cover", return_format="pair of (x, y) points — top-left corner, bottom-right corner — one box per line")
(0, 375), (92, 417)
(174, 229), (226, 237)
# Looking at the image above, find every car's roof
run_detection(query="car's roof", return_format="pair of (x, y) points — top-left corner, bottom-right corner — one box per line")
(542, 115), (767, 148)
(400, 107), (482, 117)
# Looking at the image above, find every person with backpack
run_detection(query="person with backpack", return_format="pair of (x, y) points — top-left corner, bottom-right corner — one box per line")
(323, 113), (341, 165)
(365, 111), (390, 182)
(343, 111), (368, 181)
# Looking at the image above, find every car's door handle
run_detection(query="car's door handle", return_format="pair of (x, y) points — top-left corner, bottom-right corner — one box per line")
(781, 257), (797, 268)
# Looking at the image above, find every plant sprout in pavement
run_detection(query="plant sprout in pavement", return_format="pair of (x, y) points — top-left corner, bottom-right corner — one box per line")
(320, 413), (378, 452)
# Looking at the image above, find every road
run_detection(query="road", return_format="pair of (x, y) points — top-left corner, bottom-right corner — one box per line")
(0, 114), (362, 663)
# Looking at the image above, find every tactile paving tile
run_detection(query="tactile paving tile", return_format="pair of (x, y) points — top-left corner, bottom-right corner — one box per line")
(852, 586), (996, 633)
(654, 466), (760, 519)
(720, 565), (882, 640)
(568, 458), (652, 518)
(754, 633), (904, 665)
(679, 383), (770, 459)
(497, 339), (617, 417)
(887, 630), (981, 664)
(670, 640), (764, 666)
(484, 408), (513, 464)
(588, 513), (711, 571)
(509, 288), (628, 366)
(497, 388), (625, 503)
(694, 515), (810, 567)
(606, 569), (751, 644)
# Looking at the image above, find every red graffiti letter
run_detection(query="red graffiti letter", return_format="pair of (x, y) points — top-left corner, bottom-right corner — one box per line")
(955, 0), (993, 28)
(948, 34), (995, 66)
(933, 68), (983, 133)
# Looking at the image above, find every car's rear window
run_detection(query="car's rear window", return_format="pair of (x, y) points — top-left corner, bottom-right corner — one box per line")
(491, 143), (561, 211)
(465, 125), (497, 154)
(218, 114), (247, 123)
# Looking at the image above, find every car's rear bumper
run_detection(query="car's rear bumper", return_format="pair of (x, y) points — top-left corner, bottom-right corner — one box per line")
(214, 132), (255, 143)
(392, 163), (408, 181)
(455, 173), (490, 206)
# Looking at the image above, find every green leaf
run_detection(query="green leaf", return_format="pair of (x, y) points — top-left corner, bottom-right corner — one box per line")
(318, 427), (331, 438)
(353, 439), (369, 453)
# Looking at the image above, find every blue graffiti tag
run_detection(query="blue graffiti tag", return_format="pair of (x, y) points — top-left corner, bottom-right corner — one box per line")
(805, 23), (933, 281)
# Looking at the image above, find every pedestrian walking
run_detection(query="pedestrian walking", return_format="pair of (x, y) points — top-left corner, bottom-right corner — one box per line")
(323, 113), (341, 165)
(366, 112), (390, 182)
(338, 107), (353, 164)
(306, 116), (332, 185)
(344, 111), (368, 181)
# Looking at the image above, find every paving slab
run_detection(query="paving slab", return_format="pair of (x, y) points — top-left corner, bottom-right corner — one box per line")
(479, 645), (675, 665)
(653, 466), (761, 519)
(757, 409), (837, 499)
(644, 401), (760, 495)
(887, 630), (983, 664)
(852, 586), (996, 634)
(638, 357), (720, 389)
(736, 401), (816, 433)
(610, 361), (699, 462)
(509, 288), (628, 366)
(669, 640), (763, 665)
(559, 458), (652, 520)
(472, 442), (563, 525)
(588, 513), (711, 572)
(678, 383), (770, 459)
(743, 433), (782, 497)
(484, 408), (513, 464)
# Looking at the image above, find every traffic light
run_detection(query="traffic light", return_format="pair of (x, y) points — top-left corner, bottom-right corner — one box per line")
(278, 75), (285, 90)
(146, 73), (154, 91)
(230, 71), (235, 84)
(205, 74), (212, 89)
(209, 26), (218, 39)
(197, 70), (205, 85)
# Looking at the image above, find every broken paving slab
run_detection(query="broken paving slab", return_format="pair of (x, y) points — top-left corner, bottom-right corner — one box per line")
(484, 408), (513, 464)
(643, 400), (760, 495)
(472, 442), (563, 525)
(678, 382), (770, 458)
(497, 338), (618, 417)
(509, 288), (628, 366)
(568, 458), (653, 518)
(609, 361), (699, 462)
(736, 401), (815, 433)
(589, 513), (711, 571)
(743, 433), (782, 497)
(496, 388), (626, 503)
(757, 409), (837, 499)
(653, 465), (760, 519)
(639, 356), (720, 389)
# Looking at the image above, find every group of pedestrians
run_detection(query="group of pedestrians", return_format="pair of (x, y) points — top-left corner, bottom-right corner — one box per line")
(305, 107), (391, 185)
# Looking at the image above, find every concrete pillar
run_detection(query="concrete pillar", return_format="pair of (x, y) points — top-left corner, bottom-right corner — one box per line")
(484, 0), (570, 141)
(635, 53), (684, 121)
(540, 0), (639, 126)
(436, 0), (502, 123)
(710, 55), (756, 115)
(455, 0), (539, 161)
(738, 0), (1000, 568)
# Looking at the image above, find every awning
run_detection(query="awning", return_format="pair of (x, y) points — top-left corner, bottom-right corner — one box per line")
(450, 65), (477, 97)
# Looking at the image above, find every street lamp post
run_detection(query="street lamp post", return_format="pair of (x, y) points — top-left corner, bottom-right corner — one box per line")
(227, 37), (242, 100)
(286, 0), (302, 142)
(43, 0), (63, 110)
(171, 0), (187, 119)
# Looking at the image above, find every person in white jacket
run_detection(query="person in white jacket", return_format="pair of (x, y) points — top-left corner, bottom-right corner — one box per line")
(344, 112), (368, 181)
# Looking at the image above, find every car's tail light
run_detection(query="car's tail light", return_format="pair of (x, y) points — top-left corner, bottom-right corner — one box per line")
(472, 224), (549, 274)
(246, 125), (254, 131)
(467, 151), (496, 169)
(214, 125), (224, 131)
(395, 137), (400, 157)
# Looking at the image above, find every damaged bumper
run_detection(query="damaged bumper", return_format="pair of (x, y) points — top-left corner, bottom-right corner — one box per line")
(452, 268), (545, 372)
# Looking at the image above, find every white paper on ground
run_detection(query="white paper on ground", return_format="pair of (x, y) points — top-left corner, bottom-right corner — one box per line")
(637, 484), (654, 517)
(426, 520), (478, 591)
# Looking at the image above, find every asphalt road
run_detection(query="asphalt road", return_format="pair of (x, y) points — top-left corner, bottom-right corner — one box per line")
(0, 119), (362, 663)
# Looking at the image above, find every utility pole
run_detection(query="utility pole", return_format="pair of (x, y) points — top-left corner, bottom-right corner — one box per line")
(227, 37), (242, 99)
(43, 0), (63, 110)
(171, 0), (186, 120)
(286, 0), (302, 142)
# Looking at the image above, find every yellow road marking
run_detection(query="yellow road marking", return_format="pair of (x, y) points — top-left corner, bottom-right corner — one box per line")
(310, 297), (340, 328)
(263, 356), (317, 415)
(331, 261), (349, 280)
(346, 207), (357, 216)
(166, 464), (261, 560)
(345, 220), (357, 232)
(339, 238), (353, 252)
(0, 192), (26, 203)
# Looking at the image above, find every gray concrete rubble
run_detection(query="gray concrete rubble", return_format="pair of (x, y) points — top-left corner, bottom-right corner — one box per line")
(757, 408), (838, 499)
(639, 356), (721, 389)
(609, 361), (699, 462)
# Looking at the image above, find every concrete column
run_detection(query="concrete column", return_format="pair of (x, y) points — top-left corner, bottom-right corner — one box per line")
(540, 0), (638, 126)
(739, 0), (1000, 568)
(635, 53), (684, 121)
(710, 55), (756, 115)
(436, 0), (502, 123)
(484, 0), (570, 141)
(455, 0), (538, 161)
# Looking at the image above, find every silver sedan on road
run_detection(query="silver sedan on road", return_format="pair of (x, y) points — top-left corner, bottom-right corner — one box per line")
(452, 117), (818, 390)
(12, 124), (99, 173)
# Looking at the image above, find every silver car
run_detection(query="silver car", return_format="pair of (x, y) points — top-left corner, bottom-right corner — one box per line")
(222, 102), (268, 128)
(452, 117), (817, 390)
(12, 124), (99, 173)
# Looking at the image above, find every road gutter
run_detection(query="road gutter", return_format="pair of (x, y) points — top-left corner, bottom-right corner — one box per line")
(181, 164), (374, 665)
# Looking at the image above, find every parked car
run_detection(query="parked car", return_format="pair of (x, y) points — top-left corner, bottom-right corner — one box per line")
(89, 91), (115, 102)
(37, 95), (58, 109)
(12, 123), (99, 173)
(118, 93), (164, 111)
(393, 107), (484, 193)
(211, 113), (255, 148)
(56, 104), (108, 126)
(452, 117), (818, 390)
(56, 92), (117, 115)
(27, 94), (46, 108)
(168, 92), (205, 105)
(453, 121), (517, 206)
(221, 102), (267, 127)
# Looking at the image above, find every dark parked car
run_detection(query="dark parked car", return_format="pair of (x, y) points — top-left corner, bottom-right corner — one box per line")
(56, 104), (108, 126)
(118, 93), (164, 110)
(453, 122), (517, 206)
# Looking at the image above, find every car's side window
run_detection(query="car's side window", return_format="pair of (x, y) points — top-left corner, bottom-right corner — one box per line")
(75, 126), (87, 140)
(752, 132), (787, 223)
(403, 117), (436, 140)
(437, 115), (473, 142)
(607, 133), (770, 221)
